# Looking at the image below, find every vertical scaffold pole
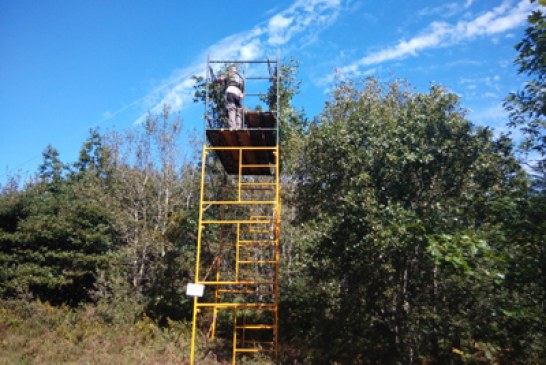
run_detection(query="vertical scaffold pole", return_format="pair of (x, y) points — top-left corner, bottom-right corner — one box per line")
(189, 145), (208, 365)
(190, 59), (281, 364)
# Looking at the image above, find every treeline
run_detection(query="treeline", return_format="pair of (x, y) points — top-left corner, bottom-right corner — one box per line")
(1, 76), (544, 364)
(2, 11), (546, 363)
(281, 79), (545, 363)
(1, 108), (200, 324)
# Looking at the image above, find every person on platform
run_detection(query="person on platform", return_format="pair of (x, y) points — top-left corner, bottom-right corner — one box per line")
(220, 65), (245, 129)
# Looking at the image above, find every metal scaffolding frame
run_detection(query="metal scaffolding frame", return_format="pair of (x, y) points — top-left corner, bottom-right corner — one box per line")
(189, 58), (281, 364)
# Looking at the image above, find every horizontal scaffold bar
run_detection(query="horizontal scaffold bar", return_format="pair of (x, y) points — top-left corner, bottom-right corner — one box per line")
(235, 348), (274, 353)
(245, 76), (275, 80)
(238, 244), (277, 248)
(201, 219), (272, 224)
(241, 164), (277, 168)
(236, 325), (275, 330)
(239, 239), (277, 243)
(240, 229), (275, 233)
(206, 127), (278, 132)
(205, 146), (278, 151)
(245, 93), (267, 97)
(218, 289), (275, 294)
(239, 260), (277, 264)
(209, 60), (277, 64)
(197, 280), (275, 285)
(202, 200), (277, 205)
(240, 182), (277, 186)
(195, 302), (277, 309)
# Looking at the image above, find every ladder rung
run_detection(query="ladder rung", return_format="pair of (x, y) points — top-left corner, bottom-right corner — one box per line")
(205, 146), (276, 151)
(196, 303), (276, 309)
(235, 348), (273, 353)
(239, 242), (277, 246)
(241, 164), (277, 168)
(239, 239), (277, 243)
(240, 182), (276, 186)
(239, 260), (277, 264)
(197, 281), (275, 285)
(217, 289), (274, 294)
(236, 324), (275, 330)
(202, 200), (276, 205)
(202, 220), (271, 224)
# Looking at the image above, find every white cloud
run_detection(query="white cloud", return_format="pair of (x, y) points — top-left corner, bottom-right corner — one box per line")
(240, 39), (263, 60)
(459, 75), (501, 91)
(483, 92), (498, 98)
(266, 0), (342, 46)
(418, 0), (474, 18)
(130, 0), (343, 123)
(468, 103), (508, 127)
(268, 14), (294, 45)
(338, 0), (535, 78)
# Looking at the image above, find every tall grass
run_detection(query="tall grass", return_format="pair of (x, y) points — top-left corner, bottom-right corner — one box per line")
(0, 300), (241, 364)
(0, 300), (279, 364)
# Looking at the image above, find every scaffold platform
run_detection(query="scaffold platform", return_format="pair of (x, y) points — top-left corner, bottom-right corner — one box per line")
(189, 58), (281, 365)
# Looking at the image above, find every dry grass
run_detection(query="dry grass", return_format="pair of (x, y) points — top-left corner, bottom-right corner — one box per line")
(0, 300), (274, 365)
(0, 300), (184, 364)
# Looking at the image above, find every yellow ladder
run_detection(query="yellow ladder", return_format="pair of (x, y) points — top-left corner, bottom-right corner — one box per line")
(189, 145), (280, 364)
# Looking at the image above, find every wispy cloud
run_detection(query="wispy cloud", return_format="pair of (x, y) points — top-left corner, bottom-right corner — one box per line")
(129, 0), (342, 123)
(460, 75), (501, 87)
(468, 103), (508, 129)
(337, 0), (535, 79)
(418, 0), (474, 18)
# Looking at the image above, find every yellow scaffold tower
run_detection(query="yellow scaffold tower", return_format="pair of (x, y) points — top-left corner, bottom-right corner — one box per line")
(188, 58), (281, 364)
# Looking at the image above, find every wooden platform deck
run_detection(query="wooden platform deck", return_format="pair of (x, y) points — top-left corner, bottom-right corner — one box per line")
(205, 111), (277, 175)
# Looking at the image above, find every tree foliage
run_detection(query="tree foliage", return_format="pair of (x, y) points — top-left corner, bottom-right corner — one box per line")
(1, 145), (116, 305)
(1, 61), (545, 364)
(287, 77), (544, 363)
(504, 3), (546, 173)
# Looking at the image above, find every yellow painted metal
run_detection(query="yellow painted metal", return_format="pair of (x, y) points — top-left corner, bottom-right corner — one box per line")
(189, 144), (281, 364)
(201, 219), (272, 224)
(206, 146), (275, 151)
(189, 145), (208, 364)
(240, 182), (276, 186)
(236, 348), (268, 353)
(235, 223), (240, 281)
(241, 164), (277, 168)
(218, 289), (275, 294)
(196, 302), (277, 309)
(239, 260), (277, 264)
(232, 308), (238, 365)
(237, 324), (275, 329)
(202, 201), (276, 205)
(197, 280), (275, 285)
(238, 148), (243, 201)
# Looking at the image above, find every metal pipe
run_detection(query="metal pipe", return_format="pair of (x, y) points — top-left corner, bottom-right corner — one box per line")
(209, 60), (277, 64)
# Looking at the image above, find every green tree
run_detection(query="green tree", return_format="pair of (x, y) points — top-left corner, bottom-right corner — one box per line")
(0, 147), (116, 305)
(290, 77), (533, 363)
(504, 2), (546, 173)
(73, 128), (114, 180)
(91, 106), (199, 323)
(38, 145), (65, 192)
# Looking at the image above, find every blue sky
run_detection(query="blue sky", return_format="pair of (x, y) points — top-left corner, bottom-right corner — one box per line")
(0, 0), (539, 184)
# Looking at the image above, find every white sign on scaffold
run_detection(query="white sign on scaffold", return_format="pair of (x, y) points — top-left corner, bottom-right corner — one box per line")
(186, 283), (205, 297)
